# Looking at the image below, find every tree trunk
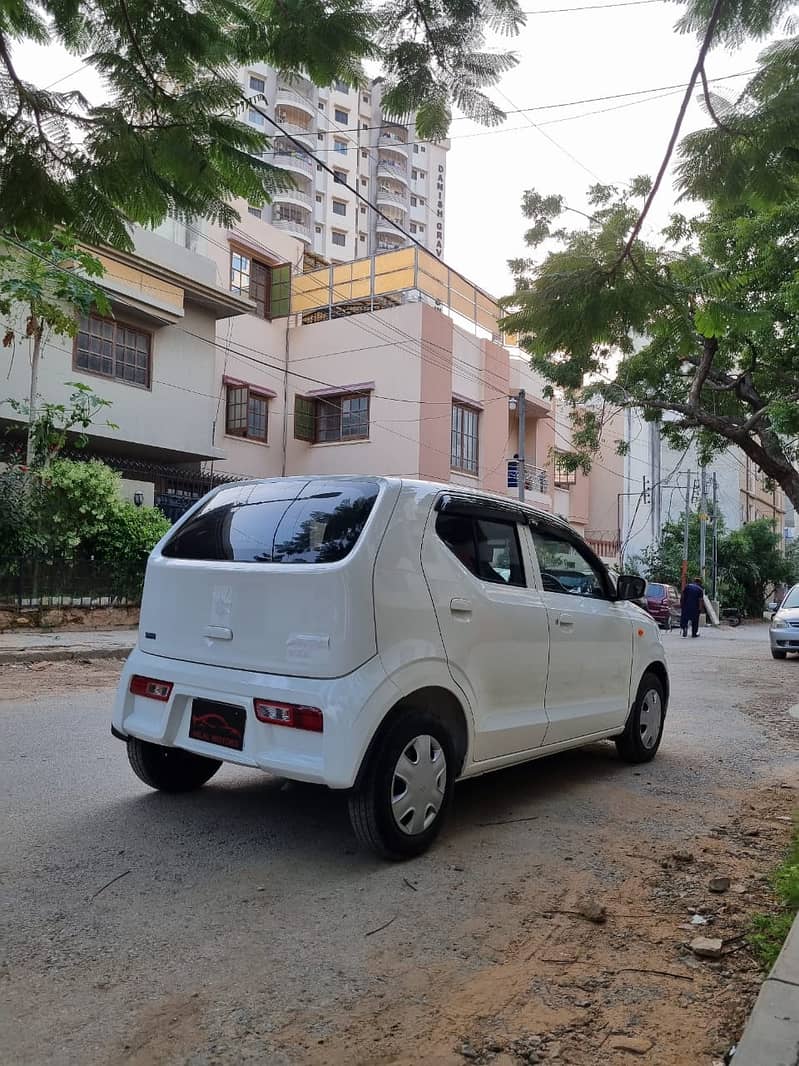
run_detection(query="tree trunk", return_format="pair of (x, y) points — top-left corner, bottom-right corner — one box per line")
(25, 318), (42, 468)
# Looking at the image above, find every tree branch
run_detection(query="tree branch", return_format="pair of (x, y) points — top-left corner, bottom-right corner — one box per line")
(699, 65), (736, 134)
(614, 0), (725, 269)
(689, 335), (717, 408)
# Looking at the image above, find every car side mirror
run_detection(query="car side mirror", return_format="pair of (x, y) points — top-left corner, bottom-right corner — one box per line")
(768, 602), (778, 612)
(617, 575), (647, 601)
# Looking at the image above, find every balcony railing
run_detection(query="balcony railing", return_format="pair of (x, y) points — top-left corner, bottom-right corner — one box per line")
(375, 187), (408, 208)
(377, 160), (408, 184)
(274, 185), (312, 206)
(375, 217), (405, 236)
(524, 466), (549, 494)
(379, 134), (408, 154)
(276, 121), (315, 142)
(376, 238), (406, 250)
(275, 86), (316, 114)
(273, 217), (312, 241)
(273, 151), (314, 176)
(585, 530), (621, 559)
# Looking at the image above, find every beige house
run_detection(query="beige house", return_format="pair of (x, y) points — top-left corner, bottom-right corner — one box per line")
(1, 228), (252, 511)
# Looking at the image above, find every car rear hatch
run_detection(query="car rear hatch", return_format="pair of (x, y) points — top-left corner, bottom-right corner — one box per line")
(138, 477), (397, 678)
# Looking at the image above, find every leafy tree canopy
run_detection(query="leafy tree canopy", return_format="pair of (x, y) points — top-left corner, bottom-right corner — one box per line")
(0, 0), (522, 247)
(500, 180), (799, 511)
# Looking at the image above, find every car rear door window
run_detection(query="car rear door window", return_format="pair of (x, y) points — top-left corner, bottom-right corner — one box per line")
(162, 479), (379, 563)
(436, 513), (525, 587)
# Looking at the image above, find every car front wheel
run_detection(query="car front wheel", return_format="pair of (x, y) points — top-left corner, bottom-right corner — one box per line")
(615, 671), (666, 764)
(127, 737), (222, 792)
(771, 648), (787, 660)
(348, 711), (455, 860)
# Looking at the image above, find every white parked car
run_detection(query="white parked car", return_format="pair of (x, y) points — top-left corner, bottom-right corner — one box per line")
(769, 583), (799, 659)
(112, 477), (668, 859)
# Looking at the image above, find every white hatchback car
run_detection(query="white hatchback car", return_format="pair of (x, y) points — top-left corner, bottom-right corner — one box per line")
(113, 476), (668, 859)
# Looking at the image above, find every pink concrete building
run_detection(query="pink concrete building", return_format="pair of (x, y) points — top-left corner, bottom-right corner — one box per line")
(156, 214), (589, 524)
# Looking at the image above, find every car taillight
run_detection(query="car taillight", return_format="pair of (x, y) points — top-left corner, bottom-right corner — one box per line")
(253, 699), (324, 733)
(130, 675), (173, 702)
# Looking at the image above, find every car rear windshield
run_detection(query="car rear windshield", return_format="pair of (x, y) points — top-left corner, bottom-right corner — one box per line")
(162, 478), (380, 563)
(646, 583), (666, 599)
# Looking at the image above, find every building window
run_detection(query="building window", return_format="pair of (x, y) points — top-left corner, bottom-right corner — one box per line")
(331, 230), (346, 247)
(332, 199), (347, 216)
(360, 176), (368, 186)
(318, 132), (324, 141)
(334, 108), (349, 124)
(294, 392), (370, 443)
(247, 205), (262, 218)
(360, 149), (368, 159)
(75, 314), (151, 387)
(248, 107), (264, 126)
(411, 168), (417, 180)
(554, 452), (578, 487)
(333, 168), (347, 183)
(410, 195), (417, 206)
(418, 196), (425, 206)
(315, 224), (323, 233)
(409, 222), (417, 233)
(362, 92), (371, 104)
(360, 204), (367, 214)
(421, 145), (426, 153)
(334, 79), (349, 93)
(451, 401), (479, 474)
(418, 223), (425, 233)
(315, 193), (323, 203)
(333, 139), (348, 155)
(318, 100), (324, 110)
(249, 75), (265, 94)
(230, 251), (291, 319)
(359, 233), (366, 242)
(226, 385), (269, 443)
(413, 144), (419, 153)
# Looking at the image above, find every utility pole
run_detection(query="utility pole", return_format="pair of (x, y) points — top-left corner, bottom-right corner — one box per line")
(699, 466), (707, 585)
(681, 470), (692, 591)
(517, 389), (526, 503)
(711, 472), (718, 601)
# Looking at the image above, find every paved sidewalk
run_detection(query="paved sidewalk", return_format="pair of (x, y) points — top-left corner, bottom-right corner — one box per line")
(0, 629), (136, 664)
(733, 912), (799, 1065)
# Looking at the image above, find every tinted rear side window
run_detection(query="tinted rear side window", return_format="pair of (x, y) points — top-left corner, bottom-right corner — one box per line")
(162, 479), (380, 563)
(646, 583), (666, 599)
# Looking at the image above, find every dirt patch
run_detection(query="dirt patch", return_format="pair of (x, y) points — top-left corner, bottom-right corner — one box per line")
(0, 658), (122, 702)
(274, 781), (798, 1066)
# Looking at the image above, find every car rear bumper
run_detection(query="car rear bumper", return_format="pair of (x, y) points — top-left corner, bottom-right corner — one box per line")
(112, 648), (394, 788)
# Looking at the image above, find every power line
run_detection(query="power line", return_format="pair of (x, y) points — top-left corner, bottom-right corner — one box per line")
(522, 0), (662, 11)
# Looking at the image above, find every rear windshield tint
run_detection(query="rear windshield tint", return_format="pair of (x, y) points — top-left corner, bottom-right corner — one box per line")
(162, 479), (380, 563)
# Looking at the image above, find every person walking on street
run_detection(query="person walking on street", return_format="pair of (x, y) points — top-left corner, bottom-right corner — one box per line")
(681, 578), (704, 638)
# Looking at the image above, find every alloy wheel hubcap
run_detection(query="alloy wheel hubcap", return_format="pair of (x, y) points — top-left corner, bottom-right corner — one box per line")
(391, 734), (447, 835)
(639, 689), (662, 749)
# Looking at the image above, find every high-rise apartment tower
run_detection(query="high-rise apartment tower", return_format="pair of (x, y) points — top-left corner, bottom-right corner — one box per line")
(240, 67), (449, 263)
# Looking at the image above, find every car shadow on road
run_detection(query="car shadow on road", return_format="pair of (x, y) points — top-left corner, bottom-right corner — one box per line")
(72, 740), (646, 873)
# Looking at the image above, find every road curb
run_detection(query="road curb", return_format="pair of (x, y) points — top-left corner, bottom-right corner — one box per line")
(0, 645), (133, 665)
(733, 912), (799, 1065)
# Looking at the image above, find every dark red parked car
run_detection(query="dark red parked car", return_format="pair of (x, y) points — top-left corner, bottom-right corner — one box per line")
(644, 582), (679, 630)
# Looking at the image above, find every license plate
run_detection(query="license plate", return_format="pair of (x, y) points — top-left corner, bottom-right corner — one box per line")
(189, 699), (246, 751)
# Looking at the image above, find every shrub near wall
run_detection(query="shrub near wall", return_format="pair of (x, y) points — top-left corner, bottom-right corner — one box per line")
(0, 459), (170, 604)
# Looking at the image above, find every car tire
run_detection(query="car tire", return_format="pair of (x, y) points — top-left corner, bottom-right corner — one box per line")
(663, 616), (672, 632)
(771, 649), (787, 660)
(615, 671), (666, 764)
(127, 737), (222, 792)
(348, 711), (456, 860)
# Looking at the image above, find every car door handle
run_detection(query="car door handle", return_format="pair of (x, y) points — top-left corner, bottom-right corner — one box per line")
(203, 625), (233, 641)
(556, 614), (575, 629)
(450, 598), (472, 615)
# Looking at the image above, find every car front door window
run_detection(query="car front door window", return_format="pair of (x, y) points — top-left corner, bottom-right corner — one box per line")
(530, 529), (608, 599)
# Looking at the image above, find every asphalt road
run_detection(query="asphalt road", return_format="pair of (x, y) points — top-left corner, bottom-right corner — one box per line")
(1, 626), (797, 1066)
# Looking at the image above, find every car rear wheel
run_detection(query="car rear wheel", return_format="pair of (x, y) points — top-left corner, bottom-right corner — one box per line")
(348, 711), (455, 860)
(771, 648), (788, 660)
(127, 737), (222, 792)
(662, 616), (672, 632)
(615, 672), (666, 764)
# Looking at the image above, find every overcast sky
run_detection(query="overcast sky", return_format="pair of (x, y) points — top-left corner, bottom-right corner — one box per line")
(445, 0), (765, 297)
(14, 4), (766, 300)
